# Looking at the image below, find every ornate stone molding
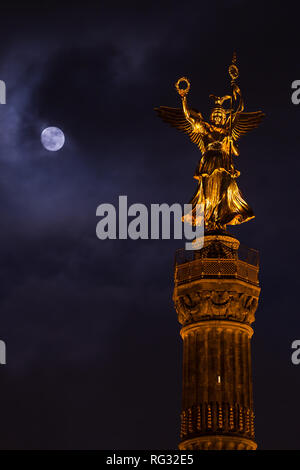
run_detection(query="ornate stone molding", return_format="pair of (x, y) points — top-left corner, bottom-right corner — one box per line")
(175, 287), (258, 326)
(179, 435), (257, 451)
(180, 402), (255, 441)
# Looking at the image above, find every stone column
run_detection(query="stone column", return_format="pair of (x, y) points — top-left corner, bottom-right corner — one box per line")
(173, 234), (260, 450)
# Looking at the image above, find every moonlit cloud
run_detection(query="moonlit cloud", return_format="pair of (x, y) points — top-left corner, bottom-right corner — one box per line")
(0, 0), (297, 450)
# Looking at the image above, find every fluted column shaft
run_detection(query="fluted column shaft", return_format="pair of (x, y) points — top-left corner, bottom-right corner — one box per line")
(179, 321), (255, 449)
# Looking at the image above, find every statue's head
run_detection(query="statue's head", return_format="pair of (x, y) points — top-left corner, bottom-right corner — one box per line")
(210, 107), (226, 126)
(209, 94), (231, 126)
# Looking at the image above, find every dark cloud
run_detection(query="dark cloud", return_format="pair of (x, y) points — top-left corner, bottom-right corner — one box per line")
(0, 0), (298, 450)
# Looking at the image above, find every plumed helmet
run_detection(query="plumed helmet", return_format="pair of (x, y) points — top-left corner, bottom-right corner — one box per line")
(209, 94), (231, 125)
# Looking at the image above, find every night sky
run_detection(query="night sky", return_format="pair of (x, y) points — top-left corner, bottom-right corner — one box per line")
(0, 0), (299, 450)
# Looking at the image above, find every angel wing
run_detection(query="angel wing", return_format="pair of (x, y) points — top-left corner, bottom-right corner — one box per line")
(155, 106), (205, 154)
(231, 111), (265, 142)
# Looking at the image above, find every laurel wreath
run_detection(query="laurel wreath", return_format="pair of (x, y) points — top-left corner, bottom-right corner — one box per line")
(175, 77), (190, 96)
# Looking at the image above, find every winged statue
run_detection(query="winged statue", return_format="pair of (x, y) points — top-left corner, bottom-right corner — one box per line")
(155, 56), (265, 232)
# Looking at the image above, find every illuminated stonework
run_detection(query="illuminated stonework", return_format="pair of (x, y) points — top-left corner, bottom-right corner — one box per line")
(173, 234), (260, 450)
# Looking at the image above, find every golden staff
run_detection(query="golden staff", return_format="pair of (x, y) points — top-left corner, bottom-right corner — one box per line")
(228, 52), (239, 160)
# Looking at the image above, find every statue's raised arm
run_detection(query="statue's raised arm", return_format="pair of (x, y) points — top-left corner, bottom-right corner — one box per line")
(155, 77), (206, 155)
(227, 67), (264, 152)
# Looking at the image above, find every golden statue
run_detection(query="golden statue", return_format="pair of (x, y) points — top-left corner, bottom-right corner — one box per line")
(155, 54), (264, 232)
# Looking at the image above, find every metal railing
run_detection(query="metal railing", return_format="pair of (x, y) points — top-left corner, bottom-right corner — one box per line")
(175, 241), (259, 267)
(174, 240), (259, 286)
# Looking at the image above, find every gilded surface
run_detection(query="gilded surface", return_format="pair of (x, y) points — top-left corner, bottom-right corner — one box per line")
(155, 54), (264, 231)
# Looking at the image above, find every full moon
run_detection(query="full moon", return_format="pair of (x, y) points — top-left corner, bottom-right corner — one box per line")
(41, 127), (65, 151)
